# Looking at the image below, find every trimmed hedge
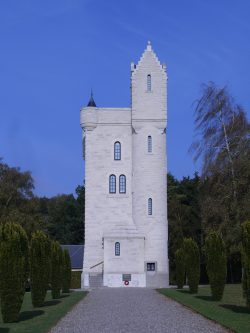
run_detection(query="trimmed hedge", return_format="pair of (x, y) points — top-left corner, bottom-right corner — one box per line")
(242, 221), (250, 307)
(71, 271), (82, 289)
(30, 231), (51, 307)
(51, 241), (62, 299)
(175, 248), (185, 289)
(183, 238), (200, 293)
(205, 231), (227, 301)
(62, 249), (71, 293)
(0, 223), (29, 322)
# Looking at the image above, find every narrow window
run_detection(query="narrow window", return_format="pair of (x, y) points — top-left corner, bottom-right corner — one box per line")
(109, 174), (116, 193)
(119, 175), (126, 193)
(147, 263), (155, 271)
(148, 135), (152, 153)
(115, 242), (120, 256)
(147, 74), (151, 91)
(114, 141), (121, 160)
(148, 198), (152, 215)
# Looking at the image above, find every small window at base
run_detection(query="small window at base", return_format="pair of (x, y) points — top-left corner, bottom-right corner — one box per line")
(147, 263), (155, 271)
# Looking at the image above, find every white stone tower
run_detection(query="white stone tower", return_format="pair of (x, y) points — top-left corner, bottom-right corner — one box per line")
(80, 42), (169, 288)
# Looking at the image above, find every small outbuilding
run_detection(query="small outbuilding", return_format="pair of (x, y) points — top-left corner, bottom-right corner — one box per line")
(61, 245), (84, 288)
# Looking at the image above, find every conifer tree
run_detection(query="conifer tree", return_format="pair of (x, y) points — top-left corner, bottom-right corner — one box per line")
(62, 249), (71, 293)
(30, 231), (51, 307)
(205, 231), (227, 300)
(0, 223), (29, 322)
(175, 248), (185, 289)
(242, 221), (250, 307)
(51, 241), (62, 299)
(183, 238), (200, 293)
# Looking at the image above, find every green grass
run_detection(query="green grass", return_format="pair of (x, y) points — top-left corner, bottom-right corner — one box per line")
(0, 291), (87, 333)
(158, 284), (250, 333)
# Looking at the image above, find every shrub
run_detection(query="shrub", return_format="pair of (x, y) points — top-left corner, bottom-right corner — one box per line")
(51, 241), (62, 299)
(62, 249), (71, 293)
(30, 231), (51, 307)
(242, 221), (250, 307)
(0, 223), (29, 322)
(183, 238), (200, 293)
(205, 231), (227, 300)
(175, 248), (185, 289)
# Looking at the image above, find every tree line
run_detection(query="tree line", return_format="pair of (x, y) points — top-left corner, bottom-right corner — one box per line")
(0, 223), (71, 322)
(174, 223), (250, 308)
(169, 82), (250, 285)
(0, 159), (85, 244)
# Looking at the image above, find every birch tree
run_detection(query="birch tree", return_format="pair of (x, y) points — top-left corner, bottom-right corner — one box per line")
(190, 82), (249, 199)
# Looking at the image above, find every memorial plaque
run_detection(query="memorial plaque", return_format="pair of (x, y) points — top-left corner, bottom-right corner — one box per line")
(122, 274), (131, 281)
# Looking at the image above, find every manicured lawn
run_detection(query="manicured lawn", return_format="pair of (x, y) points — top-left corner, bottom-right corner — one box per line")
(158, 284), (250, 333)
(0, 291), (87, 333)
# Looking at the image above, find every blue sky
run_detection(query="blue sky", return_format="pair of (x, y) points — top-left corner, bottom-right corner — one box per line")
(0, 0), (249, 197)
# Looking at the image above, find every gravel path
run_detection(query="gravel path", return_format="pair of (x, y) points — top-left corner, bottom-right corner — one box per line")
(50, 288), (228, 333)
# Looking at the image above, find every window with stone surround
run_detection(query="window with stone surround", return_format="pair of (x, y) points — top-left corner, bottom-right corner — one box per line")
(109, 174), (116, 193)
(147, 263), (155, 271)
(147, 74), (151, 91)
(148, 198), (152, 215)
(114, 141), (121, 160)
(148, 135), (152, 153)
(119, 175), (126, 193)
(115, 242), (120, 256)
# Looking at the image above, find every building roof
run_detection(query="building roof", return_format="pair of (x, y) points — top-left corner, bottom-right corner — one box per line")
(61, 245), (84, 269)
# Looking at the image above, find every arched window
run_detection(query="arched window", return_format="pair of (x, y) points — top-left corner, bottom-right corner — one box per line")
(148, 198), (152, 215)
(109, 174), (116, 193)
(119, 175), (126, 193)
(115, 242), (120, 256)
(148, 135), (152, 153)
(147, 74), (151, 91)
(114, 141), (121, 160)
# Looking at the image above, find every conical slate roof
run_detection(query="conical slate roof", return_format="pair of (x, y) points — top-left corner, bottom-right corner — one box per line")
(87, 91), (96, 107)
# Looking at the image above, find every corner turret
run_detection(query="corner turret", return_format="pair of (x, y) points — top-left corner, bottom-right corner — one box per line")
(80, 91), (98, 131)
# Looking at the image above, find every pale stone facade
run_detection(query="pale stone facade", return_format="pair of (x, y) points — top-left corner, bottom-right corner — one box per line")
(80, 42), (169, 288)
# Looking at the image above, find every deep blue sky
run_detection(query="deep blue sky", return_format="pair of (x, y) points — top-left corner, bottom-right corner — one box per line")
(0, 0), (249, 197)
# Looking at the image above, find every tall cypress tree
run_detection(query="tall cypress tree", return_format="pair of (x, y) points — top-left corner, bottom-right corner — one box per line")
(242, 221), (250, 307)
(51, 241), (62, 299)
(205, 231), (227, 300)
(175, 248), (185, 289)
(62, 249), (71, 293)
(183, 238), (200, 293)
(30, 231), (51, 307)
(0, 223), (29, 322)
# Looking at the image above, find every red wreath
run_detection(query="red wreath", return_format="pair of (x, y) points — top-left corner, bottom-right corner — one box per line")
(124, 280), (129, 286)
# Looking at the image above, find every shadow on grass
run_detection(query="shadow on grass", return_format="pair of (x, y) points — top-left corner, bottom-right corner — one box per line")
(177, 290), (190, 294)
(44, 300), (61, 307)
(0, 328), (10, 333)
(220, 304), (250, 314)
(60, 295), (70, 299)
(19, 310), (44, 322)
(195, 295), (214, 302)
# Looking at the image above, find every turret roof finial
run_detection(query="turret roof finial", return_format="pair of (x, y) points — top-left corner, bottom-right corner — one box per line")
(147, 40), (152, 51)
(87, 89), (97, 107)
